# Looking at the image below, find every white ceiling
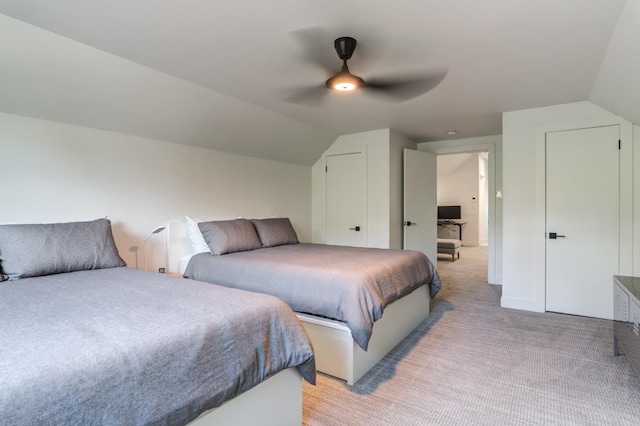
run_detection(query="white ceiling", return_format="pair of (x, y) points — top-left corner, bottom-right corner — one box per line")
(0, 0), (637, 166)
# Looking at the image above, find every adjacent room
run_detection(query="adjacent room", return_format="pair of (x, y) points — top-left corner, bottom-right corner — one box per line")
(2, 1), (640, 424)
(436, 151), (489, 264)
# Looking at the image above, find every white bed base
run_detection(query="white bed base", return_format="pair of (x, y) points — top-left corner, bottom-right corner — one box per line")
(297, 284), (430, 385)
(189, 367), (302, 426)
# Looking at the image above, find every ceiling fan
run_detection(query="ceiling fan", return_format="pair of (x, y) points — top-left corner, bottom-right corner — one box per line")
(284, 34), (448, 105)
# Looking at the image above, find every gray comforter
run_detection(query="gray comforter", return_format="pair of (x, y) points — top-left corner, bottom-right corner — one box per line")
(185, 243), (441, 351)
(0, 267), (315, 426)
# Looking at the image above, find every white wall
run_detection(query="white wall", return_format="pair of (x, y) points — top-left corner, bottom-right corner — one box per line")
(0, 113), (311, 272)
(501, 101), (616, 311)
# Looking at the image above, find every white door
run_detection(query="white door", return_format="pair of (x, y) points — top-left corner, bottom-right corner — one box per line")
(326, 152), (366, 247)
(545, 125), (619, 319)
(403, 149), (438, 264)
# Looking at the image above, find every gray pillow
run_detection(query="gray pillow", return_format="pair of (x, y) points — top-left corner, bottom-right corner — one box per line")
(198, 219), (262, 255)
(251, 218), (299, 248)
(0, 218), (126, 280)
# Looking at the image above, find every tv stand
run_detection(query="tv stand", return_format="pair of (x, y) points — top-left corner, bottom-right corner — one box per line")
(437, 220), (466, 242)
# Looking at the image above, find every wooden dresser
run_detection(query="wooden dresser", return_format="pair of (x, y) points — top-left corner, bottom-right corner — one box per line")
(613, 275), (640, 377)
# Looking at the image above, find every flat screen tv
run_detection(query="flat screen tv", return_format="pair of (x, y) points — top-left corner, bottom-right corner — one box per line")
(438, 205), (461, 220)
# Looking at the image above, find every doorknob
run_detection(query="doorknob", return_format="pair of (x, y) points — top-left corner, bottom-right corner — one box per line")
(349, 226), (361, 231)
(404, 221), (417, 226)
(549, 232), (566, 239)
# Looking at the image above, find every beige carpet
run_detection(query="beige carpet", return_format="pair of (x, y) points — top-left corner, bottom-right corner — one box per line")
(302, 245), (640, 425)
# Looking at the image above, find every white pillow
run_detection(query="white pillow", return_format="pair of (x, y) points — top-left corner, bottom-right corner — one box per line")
(185, 216), (212, 254)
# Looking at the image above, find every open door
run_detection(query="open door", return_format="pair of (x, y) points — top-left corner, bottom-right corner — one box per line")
(403, 149), (437, 264)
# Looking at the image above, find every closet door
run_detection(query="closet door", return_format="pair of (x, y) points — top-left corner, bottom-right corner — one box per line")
(545, 125), (619, 319)
(326, 152), (366, 247)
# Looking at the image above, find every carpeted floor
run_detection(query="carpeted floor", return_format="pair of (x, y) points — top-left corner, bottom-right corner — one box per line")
(302, 245), (640, 425)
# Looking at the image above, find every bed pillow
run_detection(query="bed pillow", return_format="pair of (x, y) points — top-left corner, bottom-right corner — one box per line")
(0, 218), (126, 280)
(198, 219), (262, 255)
(251, 218), (299, 248)
(185, 216), (212, 254)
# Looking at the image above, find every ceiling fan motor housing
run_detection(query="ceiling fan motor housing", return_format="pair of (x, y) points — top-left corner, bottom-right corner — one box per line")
(334, 37), (357, 60)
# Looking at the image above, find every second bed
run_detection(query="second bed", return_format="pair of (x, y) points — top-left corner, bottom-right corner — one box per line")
(175, 217), (441, 385)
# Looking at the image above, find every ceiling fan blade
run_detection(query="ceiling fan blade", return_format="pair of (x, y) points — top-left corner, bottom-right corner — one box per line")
(365, 68), (449, 102)
(290, 27), (340, 75)
(280, 85), (330, 106)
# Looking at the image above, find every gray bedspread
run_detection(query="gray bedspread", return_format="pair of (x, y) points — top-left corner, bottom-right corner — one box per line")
(185, 243), (441, 350)
(0, 267), (315, 426)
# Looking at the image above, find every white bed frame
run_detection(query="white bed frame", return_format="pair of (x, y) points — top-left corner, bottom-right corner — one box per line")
(189, 368), (302, 426)
(166, 219), (431, 386)
(297, 285), (430, 385)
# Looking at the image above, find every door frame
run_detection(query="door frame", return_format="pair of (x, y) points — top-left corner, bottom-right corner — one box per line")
(420, 137), (500, 285)
(534, 116), (632, 313)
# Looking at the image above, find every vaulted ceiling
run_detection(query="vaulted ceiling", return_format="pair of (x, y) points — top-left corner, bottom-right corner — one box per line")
(1, 1), (638, 166)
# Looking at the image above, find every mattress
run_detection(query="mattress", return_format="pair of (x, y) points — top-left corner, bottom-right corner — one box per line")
(184, 243), (441, 350)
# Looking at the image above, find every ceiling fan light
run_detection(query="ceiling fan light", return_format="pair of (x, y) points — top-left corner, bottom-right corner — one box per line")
(326, 72), (363, 92)
(335, 81), (356, 91)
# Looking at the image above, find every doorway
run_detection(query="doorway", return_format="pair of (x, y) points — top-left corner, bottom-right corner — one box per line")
(420, 138), (500, 285)
(436, 152), (490, 274)
(436, 152), (489, 246)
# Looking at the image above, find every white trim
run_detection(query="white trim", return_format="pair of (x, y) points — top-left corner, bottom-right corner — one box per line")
(500, 296), (542, 312)
(620, 122), (634, 275)
(634, 125), (640, 276)
(419, 137), (501, 284)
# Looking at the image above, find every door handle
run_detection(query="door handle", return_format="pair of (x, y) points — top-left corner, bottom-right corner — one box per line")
(349, 226), (361, 232)
(549, 232), (566, 239)
(404, 221), (417, 227)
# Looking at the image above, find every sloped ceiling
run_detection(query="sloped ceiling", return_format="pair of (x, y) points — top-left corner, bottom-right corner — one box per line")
(0, 14), (335, 165)
(589, 0), (640, 126)
(437, 153), (473, 177)
(0, 1), (635, 166)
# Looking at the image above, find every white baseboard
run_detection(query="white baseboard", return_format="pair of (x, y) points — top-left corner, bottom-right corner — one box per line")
(500, 296), (543, 312)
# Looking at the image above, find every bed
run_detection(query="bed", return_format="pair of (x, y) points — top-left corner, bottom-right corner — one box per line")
(173, 217), (441, 385)
(0, 219), (315, 426)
